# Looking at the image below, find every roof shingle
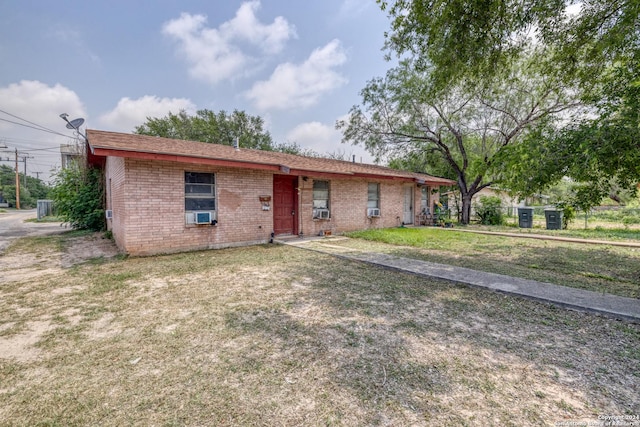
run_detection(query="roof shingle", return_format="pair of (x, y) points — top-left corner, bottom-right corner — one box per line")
(87, 129), (455, 185)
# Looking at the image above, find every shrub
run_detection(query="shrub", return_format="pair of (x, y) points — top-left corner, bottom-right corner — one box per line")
(475, 196), (504, 225)
(50, 164), (104, 231)
(556, 201), (576, 229)
(622, 216), (640, 225)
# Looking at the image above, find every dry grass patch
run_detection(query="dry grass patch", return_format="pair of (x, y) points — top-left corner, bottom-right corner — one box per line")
(0, 234), (638, 426)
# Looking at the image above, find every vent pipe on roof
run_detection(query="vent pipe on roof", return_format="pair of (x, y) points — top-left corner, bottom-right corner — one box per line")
(234, 137), (239, 151)
(352, 154), (355, 163)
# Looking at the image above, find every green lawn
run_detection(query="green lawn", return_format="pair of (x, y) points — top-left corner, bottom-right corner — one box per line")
(345, 227), (640, 299)
(469, 222), (640, 242)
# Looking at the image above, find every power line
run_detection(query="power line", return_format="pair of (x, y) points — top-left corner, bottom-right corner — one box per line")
(16, 146), (63, 153)
(0, 140), (64, 151)
(0, 108), (70, 137)
(0, 136), (73, 147)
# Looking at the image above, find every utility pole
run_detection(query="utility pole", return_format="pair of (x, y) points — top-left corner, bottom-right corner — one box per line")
(14, 148), (20, 210)
(0, 147), (31, 209)
(34, 171), (42, 180)
(19, 154), (34, 187)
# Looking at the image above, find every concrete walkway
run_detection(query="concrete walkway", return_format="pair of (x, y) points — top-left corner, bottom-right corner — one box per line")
(278, 236), (640, 323)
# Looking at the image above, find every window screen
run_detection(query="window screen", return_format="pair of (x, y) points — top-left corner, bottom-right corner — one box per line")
(367, 183), (380, 209)
(185, 172), (216, 211)
(312, 180), (330, 209)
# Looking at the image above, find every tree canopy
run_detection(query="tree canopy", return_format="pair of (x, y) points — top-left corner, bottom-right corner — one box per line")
(135, 109), (275, 151)
(338, 55), (579, 223)
(494, 49), (639, 208)
(370, 0), (639, 209)
(135, 108), (329, 157)
(0, 164), (50, 208)
(379, 0), (638, 90)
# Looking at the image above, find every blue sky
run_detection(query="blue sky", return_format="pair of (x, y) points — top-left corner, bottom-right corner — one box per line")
(0, 0), (395, 182)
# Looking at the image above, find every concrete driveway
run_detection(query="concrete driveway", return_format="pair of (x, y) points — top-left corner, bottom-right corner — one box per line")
(0, 209), (67, 253)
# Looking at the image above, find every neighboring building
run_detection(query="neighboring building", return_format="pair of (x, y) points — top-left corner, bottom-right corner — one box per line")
(86, 130), (455, 256)
(60, 143), (84, 168)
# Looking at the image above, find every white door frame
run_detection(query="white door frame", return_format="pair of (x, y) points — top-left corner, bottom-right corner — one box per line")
(403, 184), (414, 224)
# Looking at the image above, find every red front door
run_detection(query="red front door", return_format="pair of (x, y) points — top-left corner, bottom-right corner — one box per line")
(273, 175), (298, 236)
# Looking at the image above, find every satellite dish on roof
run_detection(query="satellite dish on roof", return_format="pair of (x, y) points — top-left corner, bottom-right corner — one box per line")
(59, 113), (88, 142)
(65, 118), (85, 129)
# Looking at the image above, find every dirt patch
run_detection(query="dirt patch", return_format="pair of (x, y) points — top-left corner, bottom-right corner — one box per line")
(86, 312), (122, 340)
(0, 320), (52, 362)
(61, 234), (120, 268)
(0, 232), (120, 285)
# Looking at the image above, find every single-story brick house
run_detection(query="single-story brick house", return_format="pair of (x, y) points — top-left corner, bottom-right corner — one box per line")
(86, 129), (455, 255)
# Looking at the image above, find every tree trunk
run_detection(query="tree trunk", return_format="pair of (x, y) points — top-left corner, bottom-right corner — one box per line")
(460, 192), (473, 224)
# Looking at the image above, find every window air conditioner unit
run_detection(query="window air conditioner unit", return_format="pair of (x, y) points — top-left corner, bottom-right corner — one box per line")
(315, 208), (330, 219)
(105, 209), (113, 219)
(195, 211), (212, 224)
(367, 208), (381, 217)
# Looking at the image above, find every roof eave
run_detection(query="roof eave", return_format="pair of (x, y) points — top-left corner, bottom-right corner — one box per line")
(90, 144), (456, 185)
(90, 147), (282, 172)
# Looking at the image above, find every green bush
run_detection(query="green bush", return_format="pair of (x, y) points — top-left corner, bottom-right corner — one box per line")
(555, 201), (576, 229)
(475, 195), (504, 225)
(50, 164), (104, 231)
(622, 216), (640, 225)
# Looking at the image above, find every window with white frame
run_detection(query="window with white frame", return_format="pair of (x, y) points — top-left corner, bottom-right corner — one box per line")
(367, 183), (380, 217)
(185, 172), (216, 212)
(312, 180), (330, 219)
(367, 183), (380, 209)
(420, 186), (430, 213)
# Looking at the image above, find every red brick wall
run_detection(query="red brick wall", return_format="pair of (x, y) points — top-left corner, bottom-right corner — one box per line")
(299, 177), (418, 237)
(106, 158), (273, 255)
(105, 158), (440, 255)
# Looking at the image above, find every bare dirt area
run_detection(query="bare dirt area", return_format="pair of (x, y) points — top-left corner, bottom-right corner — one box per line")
(0, 209), (119, 284)
(0, 211), (119, 363)
(0, 229), (638, 426)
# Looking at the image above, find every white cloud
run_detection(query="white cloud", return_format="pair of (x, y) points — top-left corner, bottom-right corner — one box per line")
(286, 121), (337, 151)
(286, 119), (372, 162)
(0, 80), (87, 182)
(98, 96), (196, 132)
(245, 39), (348, 110)
(0, 80), (86, 131)
(220, 1), (296, 54)
(162, 2), (296, 85)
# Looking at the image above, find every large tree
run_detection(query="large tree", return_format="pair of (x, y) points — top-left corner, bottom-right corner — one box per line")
(135, 109), (275, 151)
(338, 57), (579, 223)
(378, 0), (640, 201)
(379, 0), (638, 89)
(495, 54), (640, 207)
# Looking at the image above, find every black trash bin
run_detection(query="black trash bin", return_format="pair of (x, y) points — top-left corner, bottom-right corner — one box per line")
(544, 209), (563, 230)
(518, 207), (534, 228)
